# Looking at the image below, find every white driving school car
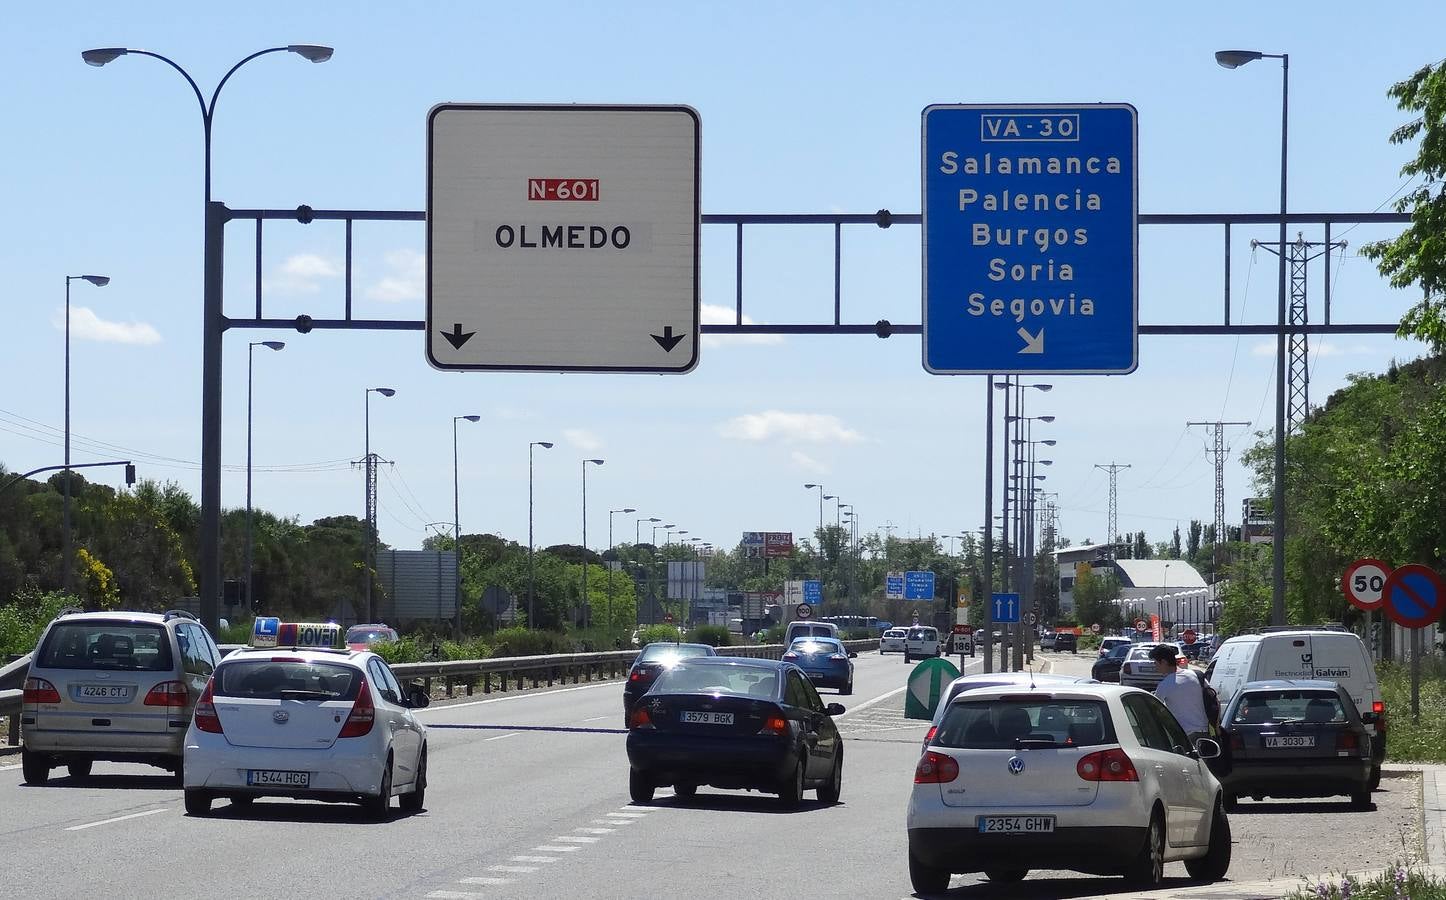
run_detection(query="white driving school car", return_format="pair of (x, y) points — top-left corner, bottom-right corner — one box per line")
(906, 682), (1231, 892)
(182, 618), (430, 819)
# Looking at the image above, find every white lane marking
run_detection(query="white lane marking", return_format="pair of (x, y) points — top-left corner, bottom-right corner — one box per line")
(839, 684), (907, 716)
(511, 856), (559, 864)
(533, 845), (581, 852)
(596, 818), (634, 826)
(575, 827), (614, 834)
(0, 763), (21, 771)
(415, 679), (620, 714)
(458, 876), (516, 885)
(551, 835), (600, 843)
(614, 807), (649, 814)
(581, 715), (609, 722)
(66, 808), (168, 831)
(428, 891), (491, 898)
(482, 732), (520, 742)
(488, 865), (537, 874)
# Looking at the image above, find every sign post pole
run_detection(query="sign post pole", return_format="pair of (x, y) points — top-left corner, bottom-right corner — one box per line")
(1412, 626), (1422, 723)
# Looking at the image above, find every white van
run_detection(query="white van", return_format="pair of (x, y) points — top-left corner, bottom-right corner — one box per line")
(784, 621), (840, 646)
(1206, 628), (1385, 786)
(903, 626), (941, 662)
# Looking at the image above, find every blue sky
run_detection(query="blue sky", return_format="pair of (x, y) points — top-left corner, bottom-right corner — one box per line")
(2, 1), (1438, 560)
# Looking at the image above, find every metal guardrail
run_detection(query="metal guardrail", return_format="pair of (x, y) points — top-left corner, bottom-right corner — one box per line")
(1, 689), (20, 747)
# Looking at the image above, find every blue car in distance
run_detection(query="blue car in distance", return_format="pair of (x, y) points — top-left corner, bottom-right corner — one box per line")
(782, 637), (855, 694)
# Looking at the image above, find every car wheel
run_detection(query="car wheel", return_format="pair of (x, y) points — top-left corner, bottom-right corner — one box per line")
(908, 849), (951, 894)
(1369, 764), (1382, 791)
(21, 750), (50, 786)
(1223, 792), (1239, 813)
(817, 750), (843, 805)
(904, 652), (912, 663)
(673, 782), (697, 800)
(400, 746), (427, 813)
(984, 869), (1027, 883)
(840, 678), (853, 696)
(629, 768), (655, 804)
(230, 795), (254, 808)
(183, 789), (213, 816)
(1350, 789), (1373, 810)
(1184, 797), (1232, 881)
(363, 758), (393, 821)
(1124, 808), (1165, 886)
(171, 756), (184, 787)
(67, 759), (92, 779)
(777, 759), (805, 809)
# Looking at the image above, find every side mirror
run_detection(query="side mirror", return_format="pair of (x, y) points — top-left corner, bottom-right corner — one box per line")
(848, 651), (858, 659)
(1194, 737), (1222, 760)
(408, 686), (431, 709)
(825, 703), (846, 716)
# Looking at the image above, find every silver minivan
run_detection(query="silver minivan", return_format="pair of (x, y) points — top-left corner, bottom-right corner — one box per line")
(21, 609), (220, 784)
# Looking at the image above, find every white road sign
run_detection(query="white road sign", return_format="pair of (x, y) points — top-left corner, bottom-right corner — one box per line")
(427, 104), (700, 372)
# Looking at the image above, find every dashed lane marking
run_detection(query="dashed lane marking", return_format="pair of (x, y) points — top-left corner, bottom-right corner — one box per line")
(426, 892), (490, 898)
(458, 876), (516, 885)
(551, 835), (600, 843)
(511, 856), (559, 864)
(533, 845), (581, 852)
(488, 865), (538, 874)
(595, 818), (634, 826)
(575, 827), (614, 834)
(482, 732), (520, 742)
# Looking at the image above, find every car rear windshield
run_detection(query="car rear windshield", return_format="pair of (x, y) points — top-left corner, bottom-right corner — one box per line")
(214, 660), (361, 700)
(909, 629), (937, 640)
(345, 628), (396, 643)
(638, 643), (712, 663)
(650, 664), (778, 700)
(934, 699), (1114, 748)
(37, 622), (174, 671)
(791, 639), (842, 654)
(1232, 690), (1347, 725)
(1107, 644), (1132, 659)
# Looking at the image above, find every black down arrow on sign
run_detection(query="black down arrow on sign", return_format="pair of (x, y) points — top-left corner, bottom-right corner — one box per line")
(442, 323), (475, 349)
(651, 325), (685, 352)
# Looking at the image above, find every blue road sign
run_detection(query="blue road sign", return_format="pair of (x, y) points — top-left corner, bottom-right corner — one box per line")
(922, 104), (1138, 374)
(1382, 564), (1445, 629)
(904, 570), (936, 600)
(886, 574), (906, 599)
(991, 592), (1021, 623)
(803, 580), (823, 604)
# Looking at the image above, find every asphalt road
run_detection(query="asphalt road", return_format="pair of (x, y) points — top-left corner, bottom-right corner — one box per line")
(0, 646), (1424, 899)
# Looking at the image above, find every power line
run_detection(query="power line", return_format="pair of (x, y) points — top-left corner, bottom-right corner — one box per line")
(1093, 463), (1130, 558)
(1187, 421), (1251, 574)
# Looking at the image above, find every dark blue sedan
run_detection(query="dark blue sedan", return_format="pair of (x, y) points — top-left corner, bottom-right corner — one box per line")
(625, 657), (845, 807)
(782, 637), (855, 694)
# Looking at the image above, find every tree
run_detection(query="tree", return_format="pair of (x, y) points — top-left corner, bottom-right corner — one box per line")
(1187, 520), (1203, 560)
(1171, 525), (1182, 558)
(1072, 564), (1122, 631)
(1362, 61), (1446, 351)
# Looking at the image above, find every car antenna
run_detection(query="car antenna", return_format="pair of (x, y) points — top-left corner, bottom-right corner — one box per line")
(1029, 665), (1036, 691)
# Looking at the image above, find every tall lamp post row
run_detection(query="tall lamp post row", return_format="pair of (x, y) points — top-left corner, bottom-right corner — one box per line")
(61, 274), (110, 593)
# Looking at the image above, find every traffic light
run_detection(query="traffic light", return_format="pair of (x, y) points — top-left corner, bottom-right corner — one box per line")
(124, 463), (136, 485)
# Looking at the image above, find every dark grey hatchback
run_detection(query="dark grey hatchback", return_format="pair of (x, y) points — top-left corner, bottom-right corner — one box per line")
(625, 657), (844, 807)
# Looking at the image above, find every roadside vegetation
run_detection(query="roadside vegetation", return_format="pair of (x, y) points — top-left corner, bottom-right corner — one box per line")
(1283, 863), (1446, 900)
(1378, 658), (1446, 764)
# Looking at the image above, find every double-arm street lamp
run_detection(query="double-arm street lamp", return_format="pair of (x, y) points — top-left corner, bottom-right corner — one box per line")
(451, 415), (481, 635)
(580, 459), (605, 626)
(61, 273), (110, 592)
(528, 440), (554, 626)
(607, 507), (636, 633)
(83, 44), (334, 633)
(245, 340), (284, 611)
(1216, 47), (1289, 626)
(363, 387), (395, 622)
(637, 515), (660, 546)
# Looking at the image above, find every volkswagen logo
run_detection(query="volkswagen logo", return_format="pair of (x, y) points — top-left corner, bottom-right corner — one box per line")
(1007, 756), (1025, 775)
(272, 710), (290, 724)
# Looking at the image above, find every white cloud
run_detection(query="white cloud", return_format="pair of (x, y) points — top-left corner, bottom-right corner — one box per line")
(495, 405), (536, 421)
(790, 450), (828, 474)
(264, 253), (341, 295)
(700, 303), (784, 347)
(55, 306), (161, 345)
(365, 249), (424, 303)
(563, 428), (602, 451)
(717, 410), (864, 444)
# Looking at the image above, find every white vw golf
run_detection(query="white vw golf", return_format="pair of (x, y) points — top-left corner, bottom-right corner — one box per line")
(182, 620), (430, 819)
(906, 683), (1231, 892)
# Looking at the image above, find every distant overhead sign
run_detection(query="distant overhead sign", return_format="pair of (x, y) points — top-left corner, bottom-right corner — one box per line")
(921, 103), (1138, 375)
(764, 532), (794, 558)
(426, 104), (700, 373)
(803, 580), (823, 604)
(904, 570), (936, 601)
(885, 572), (906, 600)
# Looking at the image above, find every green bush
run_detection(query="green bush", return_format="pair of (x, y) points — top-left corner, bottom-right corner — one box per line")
(1379, 657), (1446, 763)
(1076, 633), (1101, 653)
(685, 624), (731, 647)
(841, 628), (874, 641)
(489, 627), (572, 658)
(216, 619), (254, 645)
(761, 624), (786, 644)
(637, 624), (683, 647)
(1282, 863), (1446, 899)
(0, 588), (77, 658)
(439, 638), (492, 661)
(371, 637), (427, 664)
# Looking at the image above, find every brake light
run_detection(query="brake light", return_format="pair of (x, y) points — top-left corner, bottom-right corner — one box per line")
(271, 657), (305, 663)
(1339, 731), (1360, 751)
(915, 750), (959, 784)
(1077, 748), (1139, 782)
(143, 681), (188, 707)
(192, 679), (223, 734)
(1373, 700), (1385, 714)
(760, 714), (789, 735)
(628, 706), (654, 730)
(782, 652), (798, 660)
(337, 675), (374, 738)
(22, 677), (60, 704)
(922, 725), (938, 747)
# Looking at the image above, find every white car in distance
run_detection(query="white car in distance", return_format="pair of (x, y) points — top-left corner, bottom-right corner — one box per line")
(907, 683), (1231, 892)
(879, 628), (908, 654)
(182, 620), (430, 819)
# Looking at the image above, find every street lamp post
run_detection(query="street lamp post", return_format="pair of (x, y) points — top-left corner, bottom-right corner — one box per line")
(83, 44), (333, 634)
(637, 516), (660, 547)
(580, 459), (605, 627)
(61, 273), (109, 594)
(1216, 48), (1289, 626)
(363, 387), (395, 623)
(452, 415), (481, 636)
(245, 340), (284, 613)
(607, 507), (636, 634)
(528, 441), (554, 627)
(804, 484), (825, 577)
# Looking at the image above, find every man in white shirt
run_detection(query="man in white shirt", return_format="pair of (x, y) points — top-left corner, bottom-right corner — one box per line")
(1150, 643), (1209, 740)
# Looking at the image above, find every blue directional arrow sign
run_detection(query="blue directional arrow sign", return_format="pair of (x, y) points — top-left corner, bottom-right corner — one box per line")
(904, 571), (936, 601)
(803, 580), (823, 604)
(922, 104), (1138, 374)
(991, 592), (1021, 623)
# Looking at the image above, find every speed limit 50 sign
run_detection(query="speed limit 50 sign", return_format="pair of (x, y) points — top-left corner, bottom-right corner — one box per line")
(1342, 558), (1391, 612)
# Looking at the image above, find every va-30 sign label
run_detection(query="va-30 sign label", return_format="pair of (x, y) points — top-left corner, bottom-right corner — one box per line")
(922, 104), (1138, 374)
(426, 104), (700, 372)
